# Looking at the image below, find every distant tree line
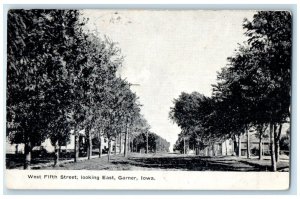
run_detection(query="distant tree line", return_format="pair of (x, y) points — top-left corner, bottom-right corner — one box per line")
(6, 9), (169, 169)
(169, 11), (291, 171)
(132, 132), (170, 153)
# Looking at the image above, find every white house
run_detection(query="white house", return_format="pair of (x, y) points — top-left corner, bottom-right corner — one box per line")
(6, 129), (111, 155)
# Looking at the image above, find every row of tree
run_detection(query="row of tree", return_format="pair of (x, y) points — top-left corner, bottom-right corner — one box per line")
(6, 9), (159, 169)
(132, 131), (170, 153)
(169, 11), (291, 171)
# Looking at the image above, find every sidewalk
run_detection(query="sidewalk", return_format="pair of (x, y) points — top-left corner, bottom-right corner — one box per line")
(13, 154), (108, 170)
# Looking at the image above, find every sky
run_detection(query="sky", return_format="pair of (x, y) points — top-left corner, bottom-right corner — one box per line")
(82, 10), (256, 151)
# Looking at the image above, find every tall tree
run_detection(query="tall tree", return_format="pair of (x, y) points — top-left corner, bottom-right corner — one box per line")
(243, 11), (291, 169)
(7, 9), (88, 169)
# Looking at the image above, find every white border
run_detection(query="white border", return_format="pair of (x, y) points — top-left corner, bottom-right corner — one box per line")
(1, 0), (298, 198)
(5, 170), (289, 190)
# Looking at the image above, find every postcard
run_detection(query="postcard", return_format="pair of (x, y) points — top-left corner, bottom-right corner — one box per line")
(5, 9), (291, 190)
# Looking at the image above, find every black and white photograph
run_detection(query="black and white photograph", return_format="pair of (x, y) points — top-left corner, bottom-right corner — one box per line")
(5, 9), (292, 190)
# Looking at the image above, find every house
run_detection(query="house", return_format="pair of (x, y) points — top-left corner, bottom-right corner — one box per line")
(6, 129), (112, 155)
(200, 140), (234, 156)
(239, 132), (271, 156)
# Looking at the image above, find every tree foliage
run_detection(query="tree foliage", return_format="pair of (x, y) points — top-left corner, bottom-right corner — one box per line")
(169, 11), (291, 169)
(7, 9), (155, 168)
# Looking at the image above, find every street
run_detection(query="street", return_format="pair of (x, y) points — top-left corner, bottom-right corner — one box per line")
(40, 153), (289, 171)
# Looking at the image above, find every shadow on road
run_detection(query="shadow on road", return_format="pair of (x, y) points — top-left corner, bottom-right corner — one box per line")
(23, 153), (289, 171)
(110, 155), (275, 171)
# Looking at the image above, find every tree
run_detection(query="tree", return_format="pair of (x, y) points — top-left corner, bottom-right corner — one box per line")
(253, 124), (268, 160)
(169, 12), (291, 171)
(212, 11), (291, 169)
(132, 132), (169, 153)
(7, 9), (88, 169)
(78, 35), (123, 160)
(242, 11), (291, 170)
(97, 78), (139, 161)
(7, 9), (156, 169)
(170, 91), (232, 156)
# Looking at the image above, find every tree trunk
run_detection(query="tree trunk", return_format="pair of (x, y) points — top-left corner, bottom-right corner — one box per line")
(24, 140), (32, 170)
(87, 129), (92, 160)
(246, 128), (250, 159)
(135, 141), (138, 152)
(275, 139), (280, 162)
(74, 132), (79, 162)
(15, 145), (19, 154)
(119, 133), (122, 154)
(238, 133), (242, 157)
(128, 136), (131, 154)
(233, 135), (238, 156)
(146, 132), (149, 154)
(108, 138), (111, 162)
(275, 124), (282, 162)
(259, 131), (263, 160)
(124, 125), (129, 157)
(270, 123), (277, 171)
(98, 135), (102, 158)
(59, 146), (61, 159)
(262, 141), (264, 157)
(114, 134), (117, 155)
(130, 140), (133, 152)
(54, 140), (60, 166)
(225, 140), (228, 156)
(183, 138), (186, 154)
